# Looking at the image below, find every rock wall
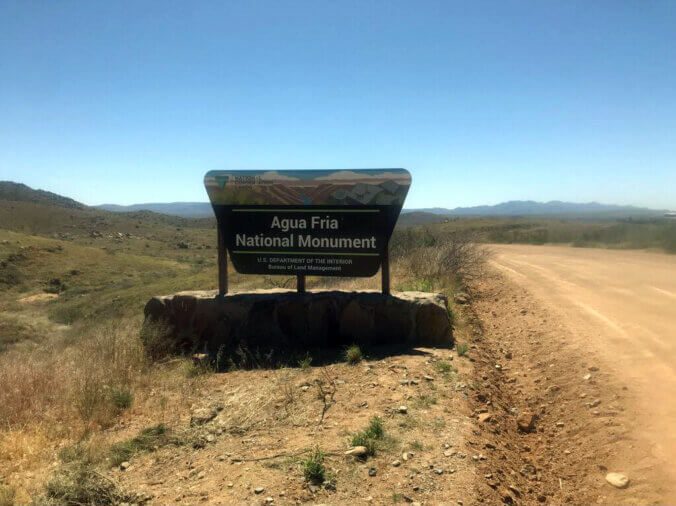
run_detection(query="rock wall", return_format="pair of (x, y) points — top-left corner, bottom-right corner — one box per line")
(143, 290), (452, 357)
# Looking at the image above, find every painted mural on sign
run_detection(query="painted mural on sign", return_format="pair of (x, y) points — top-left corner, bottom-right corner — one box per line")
(204, 169), (411, 207)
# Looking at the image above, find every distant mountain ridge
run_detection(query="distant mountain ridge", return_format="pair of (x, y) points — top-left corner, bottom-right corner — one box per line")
(0, 181), (84, 209)
(410, 200), (667, 217)
(96, 199), (667, 218)
(97, 202), (213, 218)
(0, 182), (668, 219)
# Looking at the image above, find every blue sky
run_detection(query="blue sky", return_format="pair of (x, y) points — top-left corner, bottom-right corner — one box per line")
(1, 1), (675, 209)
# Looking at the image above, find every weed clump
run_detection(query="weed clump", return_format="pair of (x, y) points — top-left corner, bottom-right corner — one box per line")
(435, 360), (456, 376)
(350, 416), (385, 457)
(298, 352), (312, 371)
(40, 464), (135, 506)
(302, 446), (326, 484)
(184, 359), (214, 378)
(413, 394), (437, 409)
(456, 342), (469, 357)
(409, 440), (424, 451)
(108, 424), (180, 466)
(110, 387), (134, 411)
(344, 345), (362, 365)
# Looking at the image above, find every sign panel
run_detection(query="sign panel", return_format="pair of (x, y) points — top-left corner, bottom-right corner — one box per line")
(204, 169), (411, 277)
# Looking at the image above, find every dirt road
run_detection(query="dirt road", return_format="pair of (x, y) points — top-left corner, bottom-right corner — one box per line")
(489, 244), (676, 502)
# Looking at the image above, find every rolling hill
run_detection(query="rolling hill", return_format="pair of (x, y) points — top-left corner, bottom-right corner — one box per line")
(0, 181), (84, 209)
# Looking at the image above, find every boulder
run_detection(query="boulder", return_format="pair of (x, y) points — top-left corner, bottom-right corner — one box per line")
(142, 289), (452, 358)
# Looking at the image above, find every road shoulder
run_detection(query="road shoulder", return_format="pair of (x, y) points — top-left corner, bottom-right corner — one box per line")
(465, 268), (671, 505)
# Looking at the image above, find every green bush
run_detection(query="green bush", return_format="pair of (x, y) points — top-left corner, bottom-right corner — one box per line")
(344, 345), (362, 365)
(350, 416), (386, 458)
(364, 416), (384, 439)
(109, 387), (134, 411)
(0, 263), (22, 288)
(302, 446), (326, 484)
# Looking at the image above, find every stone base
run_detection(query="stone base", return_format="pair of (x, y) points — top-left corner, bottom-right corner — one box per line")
(142, 289), (453, 358)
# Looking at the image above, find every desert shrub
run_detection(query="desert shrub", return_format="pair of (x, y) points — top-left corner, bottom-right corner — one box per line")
(140, 322), (178, 362)
(0, 349), (64, 427)
(661, 223), (676, 253)
(0, 315), (42, 351)
(0, 321), (144, 429)
(344, 345), (362, 364)
(298, 352), (312, 370)
(397, 231), (488, 288)
(56, 437), (109, 469)
(413, 394), (437, 408)
(109, 387), (134, 411)
(482, 218), (676, 252)
(396, 278), (434, 292)
(39, 464), (135, 506)
(390, 227), (437, 259)
(364, 416), (384, 439)
(58, 444), (90, 465)
(431, 233), (489, 281)
(73, 323), (144, 425)
(302, 446), (326, 484)
(350, 416), (386, 457)
(48, 303), (86, 325)
(409, 440), (424, 451)
(108, 424), (176, 466)
(456, 342), (469, 356)
(184, 359), (214, 378)
(435, 360), (456, 376)
(74, 371), (107, 423)
(0, 263), (22, 288)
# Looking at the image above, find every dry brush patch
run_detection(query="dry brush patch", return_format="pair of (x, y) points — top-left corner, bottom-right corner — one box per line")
(0, 321), (151, 494)
(0, 220), (491, 502)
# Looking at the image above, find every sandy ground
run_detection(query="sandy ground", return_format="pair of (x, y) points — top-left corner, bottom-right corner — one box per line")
(489, 244), (676, 503)
(113, 348), (481, 505)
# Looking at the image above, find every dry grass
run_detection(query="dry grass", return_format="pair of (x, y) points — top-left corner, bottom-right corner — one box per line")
(397, 231), (489, 289)
(0, 212), (489, 501)
(36, 464), (136, 506)
(0, 321), (148, 489)
(214, 368), (318, 432)
(0, 323), (144, 431)
(0, 484), (15, 506)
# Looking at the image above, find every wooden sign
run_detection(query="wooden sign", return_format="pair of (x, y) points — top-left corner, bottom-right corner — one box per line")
(204, 169), (411, 293)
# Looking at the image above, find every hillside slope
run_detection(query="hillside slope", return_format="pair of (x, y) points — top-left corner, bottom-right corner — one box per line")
(0, 181), (84, 210)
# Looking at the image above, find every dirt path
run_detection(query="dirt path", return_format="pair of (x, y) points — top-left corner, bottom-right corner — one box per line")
(485, 244), (676, 504)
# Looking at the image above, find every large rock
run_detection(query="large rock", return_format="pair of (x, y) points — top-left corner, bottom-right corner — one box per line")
(142, 289), (452, 358)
